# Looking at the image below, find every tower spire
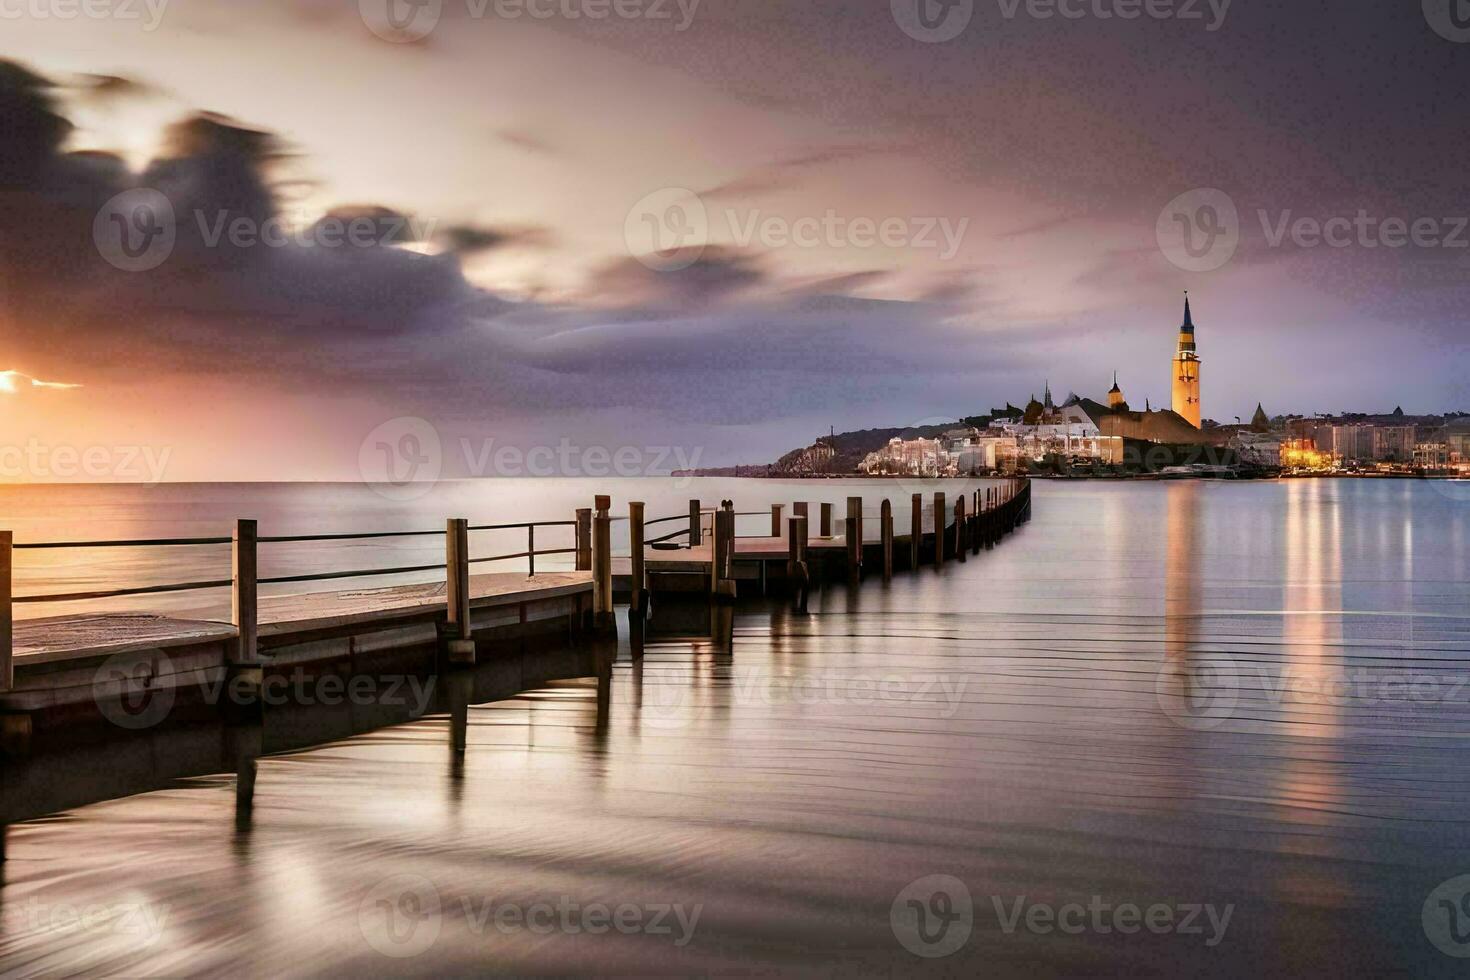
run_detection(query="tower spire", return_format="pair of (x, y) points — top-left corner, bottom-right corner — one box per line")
(1182, 291), (1194, 333)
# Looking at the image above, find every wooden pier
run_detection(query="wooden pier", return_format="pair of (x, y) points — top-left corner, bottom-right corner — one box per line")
(0, 480), (1031, 752)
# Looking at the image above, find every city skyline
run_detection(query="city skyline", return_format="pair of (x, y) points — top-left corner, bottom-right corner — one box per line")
(1, 2), (1467, 479)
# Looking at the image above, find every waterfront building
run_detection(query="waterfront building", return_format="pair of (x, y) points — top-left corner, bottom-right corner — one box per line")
(1172, 293), (1203, 428)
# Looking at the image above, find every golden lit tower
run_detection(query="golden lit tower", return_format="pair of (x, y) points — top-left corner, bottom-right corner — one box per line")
(1171, 292), (1202, 428)
(1107, 372), (1126, 410)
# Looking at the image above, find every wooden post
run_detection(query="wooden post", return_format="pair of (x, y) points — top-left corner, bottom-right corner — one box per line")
(820, 502), (833, 538)
(231, 519), (258, 667)
(847, 497), (864, 557)
(881, 499), (894, 582)
(689, 499), (702, 547)
(593, 496), (613, 628)
(445, 518), (474, 664)
(0, 531), (11, 693)
(910, 494), (922, 568)
(972, 491), (982, 555)
(771, 504), (784, 538)
(527, 524), (536, 577)
(955, 495), (967, 563)
(787, 516), (810, 608)
(933, 492), (946, 566)
(576, 508), (592, 571)
(845, 516), (860, 584)
(793, 505), (817, 543)
(711, 502), (735, 597)
(629, 501), (646, 613)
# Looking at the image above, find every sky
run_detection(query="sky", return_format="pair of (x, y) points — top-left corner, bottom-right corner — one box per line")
(0, 0), (1466, 480)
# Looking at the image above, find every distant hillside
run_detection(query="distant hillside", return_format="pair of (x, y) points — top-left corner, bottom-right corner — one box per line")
(684, 418), (994, 476)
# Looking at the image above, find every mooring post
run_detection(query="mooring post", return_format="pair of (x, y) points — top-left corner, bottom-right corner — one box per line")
(231, 519), (258, 669)
(711, 501), (735, 598)
(576, 508), (592, 571)
(593, 496), (614, 629)
(0, 531), (11, 693)
(910, 494), (923, 568)
(847, 497), (864, 563)
(975, 490), (984, 554)
(527, 524), (536, 577)
(689, 499), (702, 547)
(955, 495), (967, 563)
(881, 499), (894, 582)
(793, 505), (817, 543)
(845, 516), (860, 584)
(629, 501), (646, 615)
(771, 504), (784, 538)
(787, 516), (810, 609)
(445, 517), (474, 665)
(820, 502), (833, 538)
(933, 492), (946, 566)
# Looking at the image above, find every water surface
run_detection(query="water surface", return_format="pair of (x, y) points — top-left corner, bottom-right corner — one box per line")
(3, 479), (1469, 976)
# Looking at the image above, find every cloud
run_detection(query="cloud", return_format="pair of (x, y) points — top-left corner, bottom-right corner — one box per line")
(0, 370), (80, 392)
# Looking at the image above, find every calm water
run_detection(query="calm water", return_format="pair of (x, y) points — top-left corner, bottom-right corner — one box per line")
(3, 478), (1470, 976)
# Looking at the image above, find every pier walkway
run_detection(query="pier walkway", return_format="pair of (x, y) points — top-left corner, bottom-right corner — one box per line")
(0, 481), (1031, 747)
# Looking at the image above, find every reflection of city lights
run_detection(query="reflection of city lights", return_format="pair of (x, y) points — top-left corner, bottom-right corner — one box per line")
(1280, 439), (1333, 471)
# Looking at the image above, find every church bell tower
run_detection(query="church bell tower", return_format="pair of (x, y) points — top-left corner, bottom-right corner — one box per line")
(1172, 293), (1202, 428)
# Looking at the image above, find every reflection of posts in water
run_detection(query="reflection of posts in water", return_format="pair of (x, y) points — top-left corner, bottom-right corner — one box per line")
(1164, 482), (1201, 666)
(447, 670), (473, 755)
(224, 722), (263, 829)
(595, 643), (612, 736)
(710, 603), (734, 655)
